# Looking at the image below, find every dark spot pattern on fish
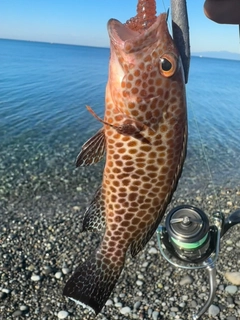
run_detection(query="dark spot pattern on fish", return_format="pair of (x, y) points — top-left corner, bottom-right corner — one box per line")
(63, 0), (187, 314)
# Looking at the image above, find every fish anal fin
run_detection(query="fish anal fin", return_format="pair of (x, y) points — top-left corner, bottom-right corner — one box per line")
(76, 127), (105, 167)
(82, 186), (105, 232)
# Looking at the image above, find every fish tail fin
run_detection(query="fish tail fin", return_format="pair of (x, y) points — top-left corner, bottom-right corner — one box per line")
(63, 247), (124, 314)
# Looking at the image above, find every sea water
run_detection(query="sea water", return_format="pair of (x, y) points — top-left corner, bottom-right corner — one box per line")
(0, 39), (240, 213)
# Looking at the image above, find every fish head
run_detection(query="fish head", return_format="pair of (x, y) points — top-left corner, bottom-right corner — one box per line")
(107, 12), (185, 121)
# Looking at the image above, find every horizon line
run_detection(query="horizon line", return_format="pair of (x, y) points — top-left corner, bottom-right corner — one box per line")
(1, 37), (240, 57)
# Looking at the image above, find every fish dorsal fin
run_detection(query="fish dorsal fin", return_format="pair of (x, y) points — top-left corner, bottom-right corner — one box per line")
(82, 186), (106, 232)
(76, 128), (106, 167)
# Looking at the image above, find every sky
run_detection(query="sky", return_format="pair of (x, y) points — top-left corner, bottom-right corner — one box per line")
(0, 0), (239, 53)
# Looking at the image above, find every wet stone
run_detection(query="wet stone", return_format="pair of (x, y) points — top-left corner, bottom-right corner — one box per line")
(57, 310), (69, 319)
(20, 305), (29, 311)
(43, 266), (52, 275)
(227, 296), (234, 304)
(133, 301), (141, 310)
(225, 285), (238, 294)
(106, 299), (113, 306)
(148, 308), (152, 317)
(62, 267), (70, 275)
(225, 272), (240, 285)
(120, 306), (131, 315)
(208, 305), (220, 317)
(42, 305), (51, 312)
(2, 288), (10, 294)
(152, 311), (160, 320)
(55, 271), (62, 279)
(12, 310), (22, 317)
(179, 275), (193, 286)
(115, 302), (123, 308)
(191, 300), (197, 308)
(31, 274), (41, 281)
(149, 247), (158, 254)
(171, 307), (179, 312)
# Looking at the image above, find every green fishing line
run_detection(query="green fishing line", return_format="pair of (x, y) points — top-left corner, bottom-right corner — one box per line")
(171, 233), (208, 249)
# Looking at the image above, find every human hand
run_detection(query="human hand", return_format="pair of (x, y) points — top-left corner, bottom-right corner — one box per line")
(204, 0), (240, 24)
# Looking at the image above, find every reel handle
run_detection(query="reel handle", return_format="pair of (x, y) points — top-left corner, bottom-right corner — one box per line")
(222, 209), (240, 236)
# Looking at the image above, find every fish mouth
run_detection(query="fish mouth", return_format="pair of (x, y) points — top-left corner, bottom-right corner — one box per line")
(107, 13), (167, 53)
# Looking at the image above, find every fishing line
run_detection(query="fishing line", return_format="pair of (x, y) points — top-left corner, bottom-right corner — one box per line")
(239, 25), (240, 50)
(162, 0), (172, 33)
(190, 103), (221, 212)
(161, 0), (167, 12)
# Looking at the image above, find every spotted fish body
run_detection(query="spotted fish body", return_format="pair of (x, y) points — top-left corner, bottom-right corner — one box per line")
(63, 0), (187, 315)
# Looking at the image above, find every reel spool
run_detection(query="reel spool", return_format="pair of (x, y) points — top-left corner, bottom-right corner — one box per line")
(157, 205), (221, 268)
(165, 206), (210, 262)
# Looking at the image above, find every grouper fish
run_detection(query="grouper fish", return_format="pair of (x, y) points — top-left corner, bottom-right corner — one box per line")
(63, 0), (187, 314)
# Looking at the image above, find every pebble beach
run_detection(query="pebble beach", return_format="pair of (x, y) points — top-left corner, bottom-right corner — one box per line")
(1, 152), (240, 320)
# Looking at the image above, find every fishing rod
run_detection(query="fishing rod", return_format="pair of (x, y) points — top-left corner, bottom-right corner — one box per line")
(171, 0), (190, 83)
(155, 1), (240, 319)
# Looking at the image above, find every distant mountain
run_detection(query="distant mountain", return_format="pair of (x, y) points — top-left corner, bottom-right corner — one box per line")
(192, 51), (240, 61)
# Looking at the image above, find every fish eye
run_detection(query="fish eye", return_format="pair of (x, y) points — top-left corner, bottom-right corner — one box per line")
(159, 54), (177, 77)
(161, 58), (172, 71)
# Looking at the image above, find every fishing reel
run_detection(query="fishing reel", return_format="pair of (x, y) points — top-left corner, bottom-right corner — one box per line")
(157, 205), (240, 319)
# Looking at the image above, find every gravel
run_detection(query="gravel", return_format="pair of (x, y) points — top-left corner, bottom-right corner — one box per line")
(1, 146), (240, 319)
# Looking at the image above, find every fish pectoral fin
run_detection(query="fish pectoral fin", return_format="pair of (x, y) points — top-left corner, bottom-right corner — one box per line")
(86, 106), (136, 132)
(86, 105), (152, 144)
(86, 106), (106, 125)
(76, 127), (106, 167)
(82, 186), (106, 232)
(113, 118), (153, 144)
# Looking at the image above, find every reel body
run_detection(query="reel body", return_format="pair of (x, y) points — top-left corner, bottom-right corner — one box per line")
(157, 205), (240, 319)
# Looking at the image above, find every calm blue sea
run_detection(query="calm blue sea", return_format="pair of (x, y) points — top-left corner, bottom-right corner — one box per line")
(1, 39), (240, 212)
